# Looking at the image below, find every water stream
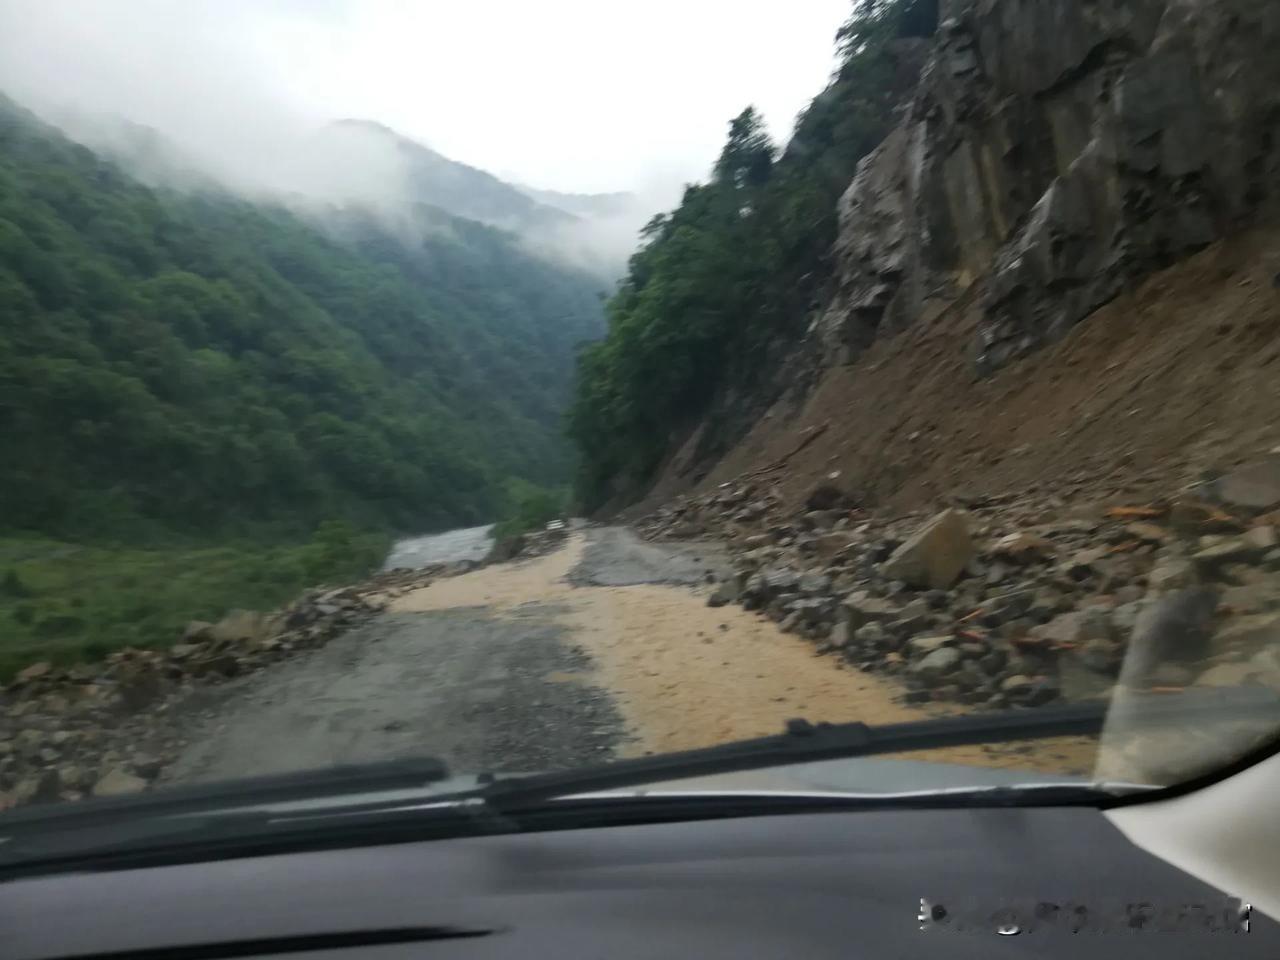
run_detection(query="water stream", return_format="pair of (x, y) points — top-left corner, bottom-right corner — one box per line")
(382, 524), (495, 570)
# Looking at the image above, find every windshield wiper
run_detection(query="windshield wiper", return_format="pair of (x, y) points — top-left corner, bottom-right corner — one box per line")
(0, 687), (1275, 879)
(0, 756), (451, 831)
(466, 686), (1280, 810)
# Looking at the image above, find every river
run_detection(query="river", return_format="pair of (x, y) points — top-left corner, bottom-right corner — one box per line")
(382, 524), (495, 570)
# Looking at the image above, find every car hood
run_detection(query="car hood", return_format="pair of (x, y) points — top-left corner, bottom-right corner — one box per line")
(242, 755), (1112, 817)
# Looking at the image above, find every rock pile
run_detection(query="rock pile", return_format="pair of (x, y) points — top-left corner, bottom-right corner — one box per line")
(642, 457), (1280, 713)
(0, 565), (444, 808)
(485, 525), (569, 565)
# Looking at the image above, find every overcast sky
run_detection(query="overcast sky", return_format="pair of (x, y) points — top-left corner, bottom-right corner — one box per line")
(0, 0), (852, 195)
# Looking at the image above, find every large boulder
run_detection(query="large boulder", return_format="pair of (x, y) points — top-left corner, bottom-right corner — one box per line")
(881, 509), (973, 589)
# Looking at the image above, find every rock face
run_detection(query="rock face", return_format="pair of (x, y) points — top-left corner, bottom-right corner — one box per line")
(817, 0), (1280, 373)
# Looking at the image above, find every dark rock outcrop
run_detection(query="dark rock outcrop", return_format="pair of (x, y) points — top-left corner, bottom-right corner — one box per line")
(819, 0), (1280, 373)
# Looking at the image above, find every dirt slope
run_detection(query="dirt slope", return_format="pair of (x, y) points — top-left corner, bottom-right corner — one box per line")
(637, 227), (1280, 516)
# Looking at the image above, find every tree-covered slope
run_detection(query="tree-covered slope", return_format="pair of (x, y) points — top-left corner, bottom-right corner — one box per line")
(568, 0), (937, 509)
(0, 95), (604, 541)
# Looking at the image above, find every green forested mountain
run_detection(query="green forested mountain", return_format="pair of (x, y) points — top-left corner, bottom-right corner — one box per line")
(0, 95), (604, 541)
(568, 0), (937, 509)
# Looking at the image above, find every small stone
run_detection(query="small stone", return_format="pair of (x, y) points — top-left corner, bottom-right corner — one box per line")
(1021, 677), (1061, 705)
(1149, 663), (1196, 687)
(1125, 523), (1170, 545)
(208, 609), (268, 645)
(1114, 584), (1145, 604)
(93, 767), (148, 798)
(1038, 612), (1084, 646)
(897, 598), (931, 620)
(979, 649), (1008, 675)
(991, 532), (1054, 563)
(1195, 662), (1258, 688)
(805, 483), (851, 511)
(853, 622), (889, 650)
(828, 622), (851, 650)
(760, 567), (801, 596)
(906, 635), (950, 657)
(1063, 548), (1107, 580)
(706, 578), (740, 608)
(1243, 525), (1279, 552)
(1001, 674), (1032, 693)
(797, 571), (833, 596)
(955, 660), (987, 690)
(58, 764), (93, 792)
(181, 620), (214, 643)
(1026, 593), (1058, 623)
(1147, 558), (1197, 592)
(997, 617), (1034, 641)
(1111, 600), (1147, 637)
(911, 647), (962, 682)
(116, 665), (164, 710)
(11, 770), (61, 806)
(1169, 498), (1236, 535)
(1193, 539), (1260, 572)
(1212, 455), (1280, 512)
(839, 592), (900, 629)
(15, 661), (52, 683)
(131, 753), (165, 780)
(1080, 638), (1119, 675)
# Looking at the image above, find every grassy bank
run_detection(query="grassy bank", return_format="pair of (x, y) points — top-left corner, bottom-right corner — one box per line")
(0, 523), (389, 681)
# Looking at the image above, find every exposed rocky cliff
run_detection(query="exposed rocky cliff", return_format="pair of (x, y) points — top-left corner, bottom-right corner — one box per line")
(820, 0), (1280, 372)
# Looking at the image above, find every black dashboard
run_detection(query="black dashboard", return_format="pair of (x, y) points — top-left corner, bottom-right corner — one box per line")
(1, 804), (1275, 959)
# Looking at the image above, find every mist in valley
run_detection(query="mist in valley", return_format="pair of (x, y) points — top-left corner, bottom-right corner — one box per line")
(0, 0), (850, 279)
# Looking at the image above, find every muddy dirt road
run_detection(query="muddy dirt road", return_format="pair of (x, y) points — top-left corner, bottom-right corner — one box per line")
(166, 528), (1093, 785)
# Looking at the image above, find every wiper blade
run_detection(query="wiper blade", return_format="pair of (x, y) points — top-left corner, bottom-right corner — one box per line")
(0, 756), (451, 831)
(472, 686), (1280, 810)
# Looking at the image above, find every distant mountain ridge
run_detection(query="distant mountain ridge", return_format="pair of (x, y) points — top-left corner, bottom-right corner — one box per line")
(324, 119), (575, 234)
(515, 185), (637, 220)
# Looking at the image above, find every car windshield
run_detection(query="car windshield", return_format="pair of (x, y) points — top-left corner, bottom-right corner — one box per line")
(1, 0), (1280, 826)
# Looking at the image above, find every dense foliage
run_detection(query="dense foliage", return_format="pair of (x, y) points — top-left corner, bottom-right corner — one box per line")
(0, 96), (604, 541)
(568, 0), (937, 509)
(491, 478), (566, 542)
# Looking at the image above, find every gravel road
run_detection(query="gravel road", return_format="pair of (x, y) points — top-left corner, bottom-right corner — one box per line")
(163, 527), (722, 784)
(163, 526), (1092, 786)
(568, 525), (729, 587)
